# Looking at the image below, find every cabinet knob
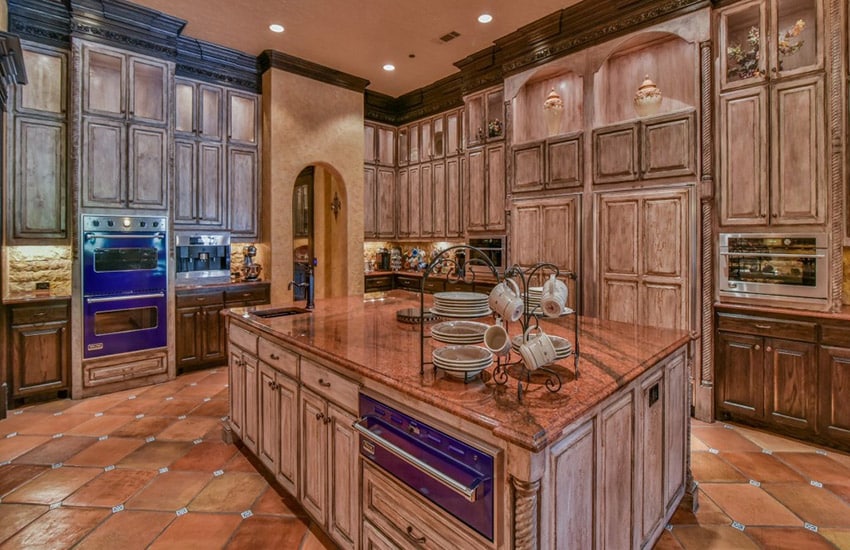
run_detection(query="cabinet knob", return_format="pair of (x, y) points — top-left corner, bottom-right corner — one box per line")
(315, 412), (324, 421)
(766, 346), (772, 352)
(318, 378), (331, 388)
(270, 353), (280, 361)
(323, 416), (332, 425)
(754, 345), (761, 351)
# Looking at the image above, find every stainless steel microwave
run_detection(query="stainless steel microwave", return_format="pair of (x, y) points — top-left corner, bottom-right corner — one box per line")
(719, 233), (828, 303)
(467, 237), (506, 271)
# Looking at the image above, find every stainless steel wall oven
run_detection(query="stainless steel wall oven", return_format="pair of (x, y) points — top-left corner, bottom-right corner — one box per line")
(719, 233), (828, 303)
(81, 215), (168, 358)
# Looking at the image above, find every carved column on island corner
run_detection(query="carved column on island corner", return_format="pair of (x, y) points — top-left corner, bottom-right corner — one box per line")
(511, 476), (540, 550)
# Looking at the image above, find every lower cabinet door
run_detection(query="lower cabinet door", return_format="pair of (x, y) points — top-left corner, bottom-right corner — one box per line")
(764, 338), (817, 431)
(276, 374), (299, 497)
(258, 364), (280, 472)
(362, 520), (398, 550)
(819, 346), (850, 447)
(328, 403), (358, 550)
(11, 321), (68, 397)
(228, 349), (245, 438)
(243, 354), (259, 452)
(300, 388), (328, 524)
(716, 331), (765, 420)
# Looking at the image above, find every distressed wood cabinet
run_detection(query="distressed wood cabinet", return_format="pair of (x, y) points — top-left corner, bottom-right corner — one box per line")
(818, 330), (850, 448)
(466, 143), (505, 233)
(78, 41), (171, 210)
(257, 344), (299, 496)
(465, 86), (504, 148)
(7, 42), (68, 242)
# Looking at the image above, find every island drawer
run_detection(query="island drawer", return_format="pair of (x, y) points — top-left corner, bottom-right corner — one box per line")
(365, 275), (393, 292)
(230, 324), (258, 354)
(301, 358), (358, 410)
(258, 337), (298, 377)
(716, 314), (816, 342)
(362, 462), (487, 550)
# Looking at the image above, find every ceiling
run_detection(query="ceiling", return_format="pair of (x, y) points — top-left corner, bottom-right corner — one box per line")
(128, 0), (581, 97)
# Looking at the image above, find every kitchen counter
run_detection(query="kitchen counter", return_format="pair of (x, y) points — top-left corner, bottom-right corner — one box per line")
(716, 301), (850, 322)
(228, 291), (691, 451)
(3, 292), (71, 305)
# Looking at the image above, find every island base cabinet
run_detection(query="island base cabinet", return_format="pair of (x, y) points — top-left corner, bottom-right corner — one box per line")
(257, 363), (299, 497)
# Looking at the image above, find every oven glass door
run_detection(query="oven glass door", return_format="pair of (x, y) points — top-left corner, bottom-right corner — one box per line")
(83, 232), (167, 295)
(84, 292), (167, 358)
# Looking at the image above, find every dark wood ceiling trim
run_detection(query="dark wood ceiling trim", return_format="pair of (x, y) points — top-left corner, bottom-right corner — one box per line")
(176, 36), (261, 93)
(365, 72), (464, 125)
(259, 50), (370, 93)
(67, 0), (185, 59)
(364, 90), (398, 125)
(8, 0), (72, 48)
(0, 31), (28, 111)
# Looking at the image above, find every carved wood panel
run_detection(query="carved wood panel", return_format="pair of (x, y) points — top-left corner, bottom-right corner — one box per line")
(819, 346), (850, 447)
(548, 421), (594, 550)
(765, 339), (817, 430)
(466, 148), (486, 231)
(431, 161), (446, 238)
(598, 393), (633, 550)
(376, 167), (396, 238)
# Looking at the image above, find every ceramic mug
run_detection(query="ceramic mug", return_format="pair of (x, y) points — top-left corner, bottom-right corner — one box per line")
(540, 274), (568, 318)
(483, 319), (511, 357)
(488, 278), (523, 322)
(519, 326), (557, 371)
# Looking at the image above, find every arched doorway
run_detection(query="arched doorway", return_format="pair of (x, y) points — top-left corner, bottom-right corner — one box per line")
(290, 164), (348, 302)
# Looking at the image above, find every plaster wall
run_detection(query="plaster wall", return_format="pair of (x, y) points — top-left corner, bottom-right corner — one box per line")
(262, 68), (364, 304)
(0, 1), (7, 31)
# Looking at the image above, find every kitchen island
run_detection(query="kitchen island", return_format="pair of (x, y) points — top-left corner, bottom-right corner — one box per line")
(223, 291), (694, 549)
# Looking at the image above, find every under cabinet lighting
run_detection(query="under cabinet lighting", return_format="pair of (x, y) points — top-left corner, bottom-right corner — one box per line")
(478, 14), (493, 24)
(269, 24), (284, 33)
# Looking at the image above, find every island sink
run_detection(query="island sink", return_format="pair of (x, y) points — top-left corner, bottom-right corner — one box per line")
(249, 307), (311, 318)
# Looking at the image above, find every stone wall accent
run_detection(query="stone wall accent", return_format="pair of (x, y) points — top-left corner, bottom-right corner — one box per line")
(5, 245), (72, 295)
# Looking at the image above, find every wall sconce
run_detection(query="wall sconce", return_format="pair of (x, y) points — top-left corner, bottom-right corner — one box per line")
(330, 192), (342, 220)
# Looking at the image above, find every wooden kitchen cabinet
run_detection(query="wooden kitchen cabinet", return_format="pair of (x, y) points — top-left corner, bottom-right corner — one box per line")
(445, 156), (463, 238)
(818, 344), (850, 448)
(510, 133), (583, 194)
(228, 146), (260, 239)
(465, 86), (504, 147)
(300, 359), (360, 550)
(419, 162), (434, 237)
(78, 41), (171, 210)
(363, 166), (396, 239)
(228, 324), (258, 451)
(364, 122), (395, 166)
(258, 353), (299, 496)
(7, 42), (68, 243)
(466, 143), (505, 233)
(7, 300), (70, 407)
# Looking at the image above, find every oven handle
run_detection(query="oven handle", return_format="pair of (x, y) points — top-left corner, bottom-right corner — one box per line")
(353, 417), (481, 503)
(719, 251), (825, 259)
(85, 232), (166, 240)
(86, 292), (165, 303)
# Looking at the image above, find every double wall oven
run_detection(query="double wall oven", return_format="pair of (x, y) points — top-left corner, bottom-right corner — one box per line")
(82, 215), (168, 358)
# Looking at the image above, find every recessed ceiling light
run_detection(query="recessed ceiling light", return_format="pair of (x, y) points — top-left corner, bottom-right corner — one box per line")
(383, 64), (395, 71)
(478, 14), (493, 24)
(269, 24), (284, 33)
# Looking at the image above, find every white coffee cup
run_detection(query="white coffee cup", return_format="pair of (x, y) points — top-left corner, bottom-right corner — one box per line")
(484, 319), (511, 357)
(540, 274), (568, 318)
(519, 326), (557, 371)
(488, 279), (523, 322)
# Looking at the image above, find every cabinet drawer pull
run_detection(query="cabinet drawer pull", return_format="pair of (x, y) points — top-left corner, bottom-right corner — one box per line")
(315, 412), (324, 421)
(34, 312), (46, 317)
(405, 526), (426, 545)
(242, 293), (250, 297)
(318, 378), (331, 388)
(755, 324), (772, 330)
(270, 353), (280, 361)
(766, 346), (772, 353)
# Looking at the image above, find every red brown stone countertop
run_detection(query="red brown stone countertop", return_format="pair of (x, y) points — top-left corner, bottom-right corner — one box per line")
(3, 292), (71, 305)
(226, 292), (691, 452)
(716, 302), (850, 323)
(175, 279), (270, 291)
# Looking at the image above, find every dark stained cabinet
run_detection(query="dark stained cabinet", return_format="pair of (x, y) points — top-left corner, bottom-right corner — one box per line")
(818, 324), (850, 448)
(7, 300), (70, 406)
(226, 90), (261, 239)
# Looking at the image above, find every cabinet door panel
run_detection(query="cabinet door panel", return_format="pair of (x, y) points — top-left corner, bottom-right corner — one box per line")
(84, 47), (124, 116)
(599, 196), (639, 275)
(771, 76), (824, 224)
(258, 364), (279, 471)
(593, 124), (638, 184)
(129, 58), (166, 124)
(377, 126), (395, 166)
(719, 87), (768, 225)
(407, 166), (421, 238)
(599, 394), (633, 550)
(639, 371), (665, 543)
(277, 375), (299, 496)
(329, 404), (358, 549)
(229, 350), (245, 437)
(511, 204), (540, 267)
(445, 158), (462, 237)
(396, 168), (410, 237)
(549, 421), (594, 550)
(82, 118), (124, 207)
(197, 143), (225, 225)
(363, 166), (377, 238)
(243, 355), (259, 453)
(642, 112), (695, 180)
(642, 283), (685, 331)
(18, 47), (66, 115)
(419, 163), (433, 236)
(486, 143), (505, 230)
(200, 304), (226, 362)
(542, 200), (577, 273)
(717, 331), (764, 419)
(512, 142), (544, 193)
(199, 85), (223, 139)
(602, 280), (639, 324)
(548, 134), (582, 189)
(466, 149), (485, 231)
(300, 389), (328, 523)
(665, 353), (687, 506)
(228, 91), (258, 145)
(363, 124), (376, 162)
(175, 308), (200, 367)
(175, 81), (195, 134)
(127, 125), (168, 209)
(13, 117), (66, 239)
(765, 338), (816, 430)
(11, 322), (68, 396)
(431, 161), (446, 238)
(376, 168), (396, 238)
(819, 346), (850, 446)
(446, 109), (461, 155)
(174, 140), (197, 223)
(229, 147), (259, 238)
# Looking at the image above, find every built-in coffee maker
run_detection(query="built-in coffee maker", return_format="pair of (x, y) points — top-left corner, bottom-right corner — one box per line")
(175, 232), (231, 284)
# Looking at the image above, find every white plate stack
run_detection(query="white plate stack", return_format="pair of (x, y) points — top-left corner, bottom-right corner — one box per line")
(526, 287), (543, 311)
(430, 321), (489, 345)
(511, 334), (573, 360)
(431, 292), (491, 318)
(432, 345), (493, 378)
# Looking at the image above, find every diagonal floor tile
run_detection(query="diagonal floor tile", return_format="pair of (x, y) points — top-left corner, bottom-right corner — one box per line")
(0, 503), (49, 543)
(669, 488), (731, 526)
(2, 466), (102, 505)
(117, 441), (193, 470)
(252, 487), (307, 518)
(720, 452), (805, 483)
(148, 512), (242, 549)
(125, 471), (211, 511)
(0, 506), (110, 549)
(299, 523), (337, 550)
(63, 468), (157, 508)
(15, 413), (92, 436)
(761, 483), (850, 528)
(225, 515), (308, 549)
(188, 471), (267, 512)
(774, 452), (850, 485)
(75, 510), (174, 550)
(733, 426), (823, 453)
(0, 464), (49, 498)
(104, 398), (168, 417)
(12, 435), (96, 466)
(671, 524), (760, 550)
(652, 530), (684, 549)
(819, 528), (850, 548)
(109, 417), (175, 439)
(21, 399), (78, 414)
(168, 441), (237, 473)
(224, 451), (257, 473)
(155, 399), (200, 418)
(690, 452), (747, 483)
(65, 437), (146, 468)
(64, 414), (135, 437)
(744, 526), (836, 549)
(156, 417), (219, 442)
(63, 393), (137, 415)
(699, 483), (801, 527)
(188, 399), (230, 418)
(0, 435), (51, 463)
(0, 413), (51, 438)
(691, 426), (762, 453)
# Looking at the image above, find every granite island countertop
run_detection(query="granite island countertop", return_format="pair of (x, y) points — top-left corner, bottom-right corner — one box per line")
(225, 291), (692, 452)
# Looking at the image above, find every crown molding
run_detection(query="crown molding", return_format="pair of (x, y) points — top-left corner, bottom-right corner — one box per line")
(259, 50), (370, 93)
(176, 36), (261, 92)
(8, 0), (71, 48)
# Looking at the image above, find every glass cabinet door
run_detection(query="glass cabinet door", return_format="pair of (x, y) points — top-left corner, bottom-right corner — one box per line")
(720, 1), (767, 89)
(772, 0), (822, 77)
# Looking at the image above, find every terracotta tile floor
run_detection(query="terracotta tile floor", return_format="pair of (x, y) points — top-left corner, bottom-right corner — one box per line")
(2, 368), (850, 549)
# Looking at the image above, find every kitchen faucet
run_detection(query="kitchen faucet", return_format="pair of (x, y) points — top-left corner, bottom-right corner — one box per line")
(288, 258), (316, 310)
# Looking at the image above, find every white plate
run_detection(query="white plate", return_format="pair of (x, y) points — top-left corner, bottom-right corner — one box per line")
(434, 291), (489, 302)
(431, 321), (489, 344)
(431, 307), (492, 319)
(433, 345), (492, 366)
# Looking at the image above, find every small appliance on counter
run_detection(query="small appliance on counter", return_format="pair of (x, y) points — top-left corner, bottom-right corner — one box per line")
(176, 232), (231, 284)
(390, 247), (403, 271)
(242, 244), (262, 281)
(376, 247), (390, 271)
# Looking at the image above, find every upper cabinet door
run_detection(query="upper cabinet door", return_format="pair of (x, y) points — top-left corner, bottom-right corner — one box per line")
(376, 126), (395, 166)
(363, 123), (376, 163)
(719, 1), (767, 90)
(432, 114), (445, 158)
(446, 109), (461, 155)
(17, 46), (66, 116)
(175, 80), (196, 135)
(228, 90), (259, 145)
(199, 85), (224, 140)
(770, 0), (822, 79)
(83, 47), (126, 117)
(129, 58), (167, 124)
